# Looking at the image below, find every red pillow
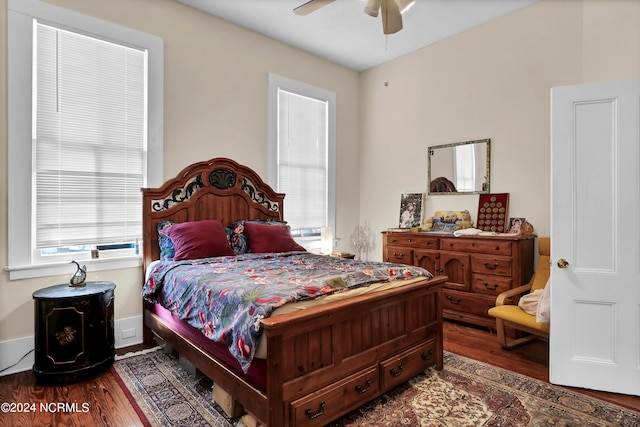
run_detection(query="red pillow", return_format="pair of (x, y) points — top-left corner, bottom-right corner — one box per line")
(244, 222), (306, 253)
(163, 220), (235, 260)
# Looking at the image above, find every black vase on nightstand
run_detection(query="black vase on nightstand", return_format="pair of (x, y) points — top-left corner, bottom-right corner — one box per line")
(32, 281), (116, 384)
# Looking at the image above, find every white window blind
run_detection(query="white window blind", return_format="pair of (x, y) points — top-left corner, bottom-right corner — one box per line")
(34, 22), (146, 250)
(277, 89), (328, 232)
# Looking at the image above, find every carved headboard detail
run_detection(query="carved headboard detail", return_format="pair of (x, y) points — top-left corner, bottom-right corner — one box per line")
(141, 158), (284, 272)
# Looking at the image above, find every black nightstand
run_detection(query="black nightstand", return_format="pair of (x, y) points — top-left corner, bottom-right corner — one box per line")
(32, 281), (116, 383)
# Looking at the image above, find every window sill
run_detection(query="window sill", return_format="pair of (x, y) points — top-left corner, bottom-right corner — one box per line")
(5, 256), (142, 280)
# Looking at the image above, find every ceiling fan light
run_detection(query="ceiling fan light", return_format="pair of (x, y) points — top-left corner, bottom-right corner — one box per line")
(364, 0), (382, 17)
(395, 0), (415, 14)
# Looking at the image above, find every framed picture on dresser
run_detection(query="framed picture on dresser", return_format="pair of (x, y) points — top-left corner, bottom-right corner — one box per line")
(399, 193), (424, 228)
(508, 217), (526, 234)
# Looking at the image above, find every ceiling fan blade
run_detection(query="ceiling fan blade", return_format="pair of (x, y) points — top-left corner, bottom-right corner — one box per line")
(364, 0), (383, 17)
(382, 0), (403, 34)
(293, 0), (336, 16)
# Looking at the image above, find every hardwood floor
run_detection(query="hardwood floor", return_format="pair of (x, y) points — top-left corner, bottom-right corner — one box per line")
(1, 321), (638, 426)
(0, 359), (143, 426)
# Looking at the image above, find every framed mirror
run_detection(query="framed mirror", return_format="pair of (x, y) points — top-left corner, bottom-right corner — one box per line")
(428, 139), (490, 195)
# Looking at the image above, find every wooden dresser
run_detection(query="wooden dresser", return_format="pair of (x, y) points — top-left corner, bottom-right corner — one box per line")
(382, 231), (535, 330)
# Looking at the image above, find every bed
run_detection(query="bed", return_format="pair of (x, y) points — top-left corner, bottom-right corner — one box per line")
(141, 157), (446, 426)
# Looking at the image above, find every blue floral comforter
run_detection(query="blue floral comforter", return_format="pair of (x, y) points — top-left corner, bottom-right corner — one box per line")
(142, 251), (432, 372)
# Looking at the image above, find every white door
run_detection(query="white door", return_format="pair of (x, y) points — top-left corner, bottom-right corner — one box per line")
(550, 78), (640, 395)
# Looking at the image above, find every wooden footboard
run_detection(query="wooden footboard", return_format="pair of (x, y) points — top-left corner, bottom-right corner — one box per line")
(144, 276), (444, 426)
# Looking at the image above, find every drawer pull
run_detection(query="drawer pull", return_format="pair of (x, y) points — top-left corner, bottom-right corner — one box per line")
(483, 262), (499, 270)
(494, 246), (500, 251)
(447, 295), (462, 305)
(305, 401), (326, 420)
(390, 363), (404, 377)
(483, 282), (498, 290)
(355, 378), (372, 394)
(421, 349), (433, 360)
(393, 252), (404, 258)
(408, 239), (412, 242)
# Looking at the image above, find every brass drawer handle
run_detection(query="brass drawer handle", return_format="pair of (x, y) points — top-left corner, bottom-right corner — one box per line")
(483, 282), (498, 290)
(355, 378), (372, 394)
(421, 349), (433, 360)
(390, 363), (404, 377)
(393, 252), (404, 258)
(305, 401), (326, 419)
(447, 295), (462, 305)
(483, 261), (499, 270)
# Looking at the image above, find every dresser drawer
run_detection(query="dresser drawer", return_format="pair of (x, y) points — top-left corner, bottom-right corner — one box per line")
(471, 255), (512, 276)
(380, 339), (437, 390)
(290, 366), (379, 427)
(440, 238), (512, 255)
(384, 246), (414, 264)
(443, 289), (496, 317)
(471, 274), (512, 295)
(385, 234), (439, 249)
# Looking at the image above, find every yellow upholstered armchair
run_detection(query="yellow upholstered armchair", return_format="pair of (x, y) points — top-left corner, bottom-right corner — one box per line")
(488, 237), (550, 349)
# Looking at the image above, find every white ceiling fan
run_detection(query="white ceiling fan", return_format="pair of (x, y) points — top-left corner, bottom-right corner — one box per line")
(293, 0), (415, 35)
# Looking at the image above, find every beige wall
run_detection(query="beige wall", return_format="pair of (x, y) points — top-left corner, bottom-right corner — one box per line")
(0, 0), (360, 342)
(359, 0), (640, 260)
(1, 0), (639, 344)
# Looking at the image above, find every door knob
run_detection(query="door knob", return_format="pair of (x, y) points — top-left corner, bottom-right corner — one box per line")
(557, 258), (569, 268)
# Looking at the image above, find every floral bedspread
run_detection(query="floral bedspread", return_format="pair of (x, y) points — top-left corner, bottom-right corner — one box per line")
(142, 251), (432, 372)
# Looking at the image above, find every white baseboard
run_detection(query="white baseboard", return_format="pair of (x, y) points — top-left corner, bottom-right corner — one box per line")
(0, 336), (34, 377)
(0, 315), (144, 377)
(114, 315), (144, 349)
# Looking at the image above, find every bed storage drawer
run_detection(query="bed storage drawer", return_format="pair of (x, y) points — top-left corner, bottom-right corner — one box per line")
(290, 366), (379, 427)
(380, 339), (437, 390)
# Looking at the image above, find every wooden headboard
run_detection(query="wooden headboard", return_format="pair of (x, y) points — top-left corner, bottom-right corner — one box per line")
(141, 158), (284, 273)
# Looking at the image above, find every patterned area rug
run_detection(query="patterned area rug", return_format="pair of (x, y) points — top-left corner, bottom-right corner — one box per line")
(112, 350), (639, 426)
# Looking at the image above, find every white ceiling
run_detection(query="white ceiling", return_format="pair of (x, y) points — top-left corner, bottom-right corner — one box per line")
(177, 0), (540, 71)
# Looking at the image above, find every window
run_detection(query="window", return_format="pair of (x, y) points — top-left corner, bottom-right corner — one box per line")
(267, 74), (336, 250)
(34, 23), (146, 262)
(7, 0), (164, 279)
